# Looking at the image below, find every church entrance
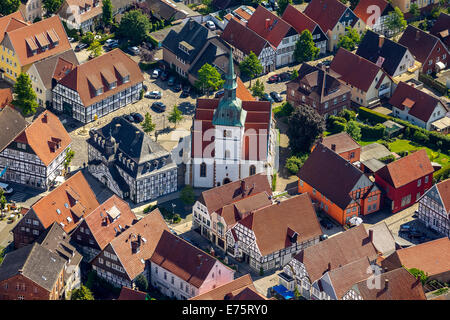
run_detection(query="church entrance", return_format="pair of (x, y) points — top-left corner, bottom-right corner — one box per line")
(223, 178), (231, 185)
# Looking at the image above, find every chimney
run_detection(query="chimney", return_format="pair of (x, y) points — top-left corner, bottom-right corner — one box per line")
(384, 267), (388, 273)
(265, 18), (270, 29)
(378, 35), (385, 48)
(42, 113), (48, 123)
(415, 30), (420, 41)
(114, 123), (121, 135)
(369, 229), (374, 242)
(327, 262), (331, 271)
(384, 279), (389, 289)
(241, 180), (246, 196)
(331, 144), (336, 151)
(131, 234), (141, 254)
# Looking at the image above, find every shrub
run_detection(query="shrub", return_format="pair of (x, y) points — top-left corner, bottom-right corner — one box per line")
(273, 102), (294, 118)
(135, 274), (148, 292)
(413, 130), (429, 144)
(357, 107), (390, 124)
(326, 115), (347, 129)
(330, 121), (347, 134)
(434, 165), (450, 183)
(397, 150), (409, 157)
(172, 213), (181, 224)
(272, 173), (277, 191)
(338, 109), (356, 122)
(419, 73), (449, 96)
(259, 267), (264, 276)
(380, 140), (391, 151)
(379, 154), (396, 164)
(285, 153), (308, 175)
(359, 123), (385, 140)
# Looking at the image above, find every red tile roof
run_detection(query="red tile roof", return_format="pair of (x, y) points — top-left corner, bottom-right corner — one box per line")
(0, 10), (27, 43)
(118, 286), (148, 300)
(321, 132), (361, 154)
(353, 0), (389, 26)
(281, 4), (319, 35)
(52, 57), (76, 82)
(238, 193), (322, 256)
(330, 48), (384, 92)
(15, 110), (72, 166)
(199, 173), (272, 214)
(304, 0), (347, 33)
(83, 195), (137, 250)
(294, 224), (378, 282)
(5, 15), (71, 66)
(389, 81), (447, 123)
(0, 88), (13, 109)
(58, 48), (144, 107)
(436, 178), (450, 213)
(247, 5), (296, 48)
(375, 149), (434, 189)
(150, 230), (232, 288)
(190, 274), (267, 300)
(29, 171), (100, 233)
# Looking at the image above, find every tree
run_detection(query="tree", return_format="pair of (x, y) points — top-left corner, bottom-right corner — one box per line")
(180, 185), (195, 206)
(168, 105), (183, 128)
(63, 148), (75, 171)
(117, 10), (151, 46)
(81, 32), (95, 45)
(250, 79), (265, 99)
(0, 0), (20, 15)
(134, 274), (148, 292)
(285, 153), (308, 175)
(71, 286), (94, 300)
(408, 268), (429, 285)
(287, 104), (326, 153)
(142, 112), (156, 134)
(338, 109), (356, 122)
(409, 3), (420, 19)
(277, 0), (292, 15)
(337, 27), (360, 51)
(42, 0), (62, 15)
(12, 73), (38, 116)
(0, 189), (6, 211)
(88, 40), (102, 58)
(239, 51), (263, 87)
(290, 69), (299, 80)
(345, 121), (362, 141)
(195, 63), (224, 94)
(293, 30), (319, 63)
(102, 0), (113, 26)
(386, 7), (407, 34)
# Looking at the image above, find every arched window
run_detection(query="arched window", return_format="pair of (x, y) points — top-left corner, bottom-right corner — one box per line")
(249, 165), (256, 176)
(200, 162), (207, 177)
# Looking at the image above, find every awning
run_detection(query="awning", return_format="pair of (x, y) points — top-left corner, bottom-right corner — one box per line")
(349, 216), (363, 226)
(436, 61), (446, 71)
(272, 285), (294, 300)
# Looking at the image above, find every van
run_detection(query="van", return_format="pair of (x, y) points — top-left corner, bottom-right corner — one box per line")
(0, 182), (13, 194)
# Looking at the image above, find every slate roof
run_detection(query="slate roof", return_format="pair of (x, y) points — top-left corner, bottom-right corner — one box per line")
(0, 242), (66, 292)
(0, 106), (28, 153)
(352, 267), (426, 300)
(375, 149), (434, 189)
(190, 274), (266, 300)
(304, 0), (348, 33)
(356, 30), (409, 76)
(238, 193), (322, 257)
(298, 143), (375, 209)
(189, 37), (230, 78)
(389, 81), (448, 123)
(430, 13), (450, 47)
(293, 224), (378, 283)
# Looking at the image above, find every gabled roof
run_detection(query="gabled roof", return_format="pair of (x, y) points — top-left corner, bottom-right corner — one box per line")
(188, 37), (231, 78)
(293, 224), (378, 283)
(383, 237), (450, 277)
(0, 88), (13, 109)
(14, 110), (71, 166)
(375, 149), (434, 189)
(353, 0), (392, 26)
(356, 30), (409, 76)
(304, 0), (348, 33)
(150, 230), (231, 289)
(34, 49), (79, 90)
(58, 49), (144, 107)
(5, 15), (71, 66)
(389, 81), (447, 123)
(28, 171), (100, 233)
(199, 173), (272, 214)
(190, 274), (266, 300)
(109, 209), (169, 281)
(436, 178), (450, 213)
(221, 17), (269, 56)
(321, 132), (360, 154)
(0, 242), (66, 292)
(367, 222), (396, 257)
(330, 48), (385, 92)
(352, 267), (426, 300)
(298, 143), (374, 209)
(83, 195), (137, 250)
(398, 25), (447, 64)
(118, 286), (148, 300)
(0, 10), (27, 43)
(57, 0), (103, 24)
(0, 106), (28, 153)
(430, 13), (450, 47)
(247, 5), (297, 48)
(238, 193), (322, 256)
(281, 4), (320, 36)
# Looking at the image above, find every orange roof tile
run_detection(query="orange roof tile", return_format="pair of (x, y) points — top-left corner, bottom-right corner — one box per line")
(321, 132), (361, 154)
(436, 179), (450, 213)
(0, 88), (13, 109)
(0, 11), (27, 43)
(118, 286), (148, 300)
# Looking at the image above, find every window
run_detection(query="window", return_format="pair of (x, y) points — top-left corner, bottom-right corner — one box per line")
(417, 179), (421, 187)
(425, 176), (429, 183)
(26, 219), (31, 224)
(324, 102), (328, 109)
(32, 230), (39, 235)
(99, 258), (104, 264)
(200, 162), (207, 177)
(171, 276), (174, 284)
(249, 165), (256, 176)
(164, 272), (167, 280)
(224, 150), (230, 159)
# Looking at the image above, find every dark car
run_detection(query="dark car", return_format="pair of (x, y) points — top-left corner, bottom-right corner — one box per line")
(320, 219), (333, 230)
(123, 114), (135, 122)
(130, 112), (144, 123)
(261, 93), (274, 103)
(181, 85), (191, 97)
(173, 82), (182, 92)
(215, 89), (224, 98)
(75, 43), (88, 52)
(268, 74), (280, 83)
(168, 76), (176, 86)
(160, 71), (169, 81)
(409, 230), (423, 239)
(399, 225), (412, 233)
(279, 72), (291, 81)
(270, 91), (283, 102)
(152, 101), (166, 112)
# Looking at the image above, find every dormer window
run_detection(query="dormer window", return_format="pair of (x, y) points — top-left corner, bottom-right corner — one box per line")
(96, 88), (103, 96)
(122, 75), (129, 83)
(109, 81), (117, 89)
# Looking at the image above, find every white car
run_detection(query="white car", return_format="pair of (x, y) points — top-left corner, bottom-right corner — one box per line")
(206, 21), (216, 30)
(152, 68), (161, 78)
(129, 46), (140, 55)
(145, 90), (162, 99)
(0, 182), (13, 195)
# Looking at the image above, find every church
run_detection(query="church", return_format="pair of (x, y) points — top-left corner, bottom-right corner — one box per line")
(184, 50), (277, 188)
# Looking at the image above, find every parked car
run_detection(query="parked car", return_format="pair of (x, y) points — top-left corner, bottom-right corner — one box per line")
(205, 20), (216, 30)
(145, 90), (162, 99)
(399, 225), (412, 233)
(409, 230), (423, 239)
(181, 85), (191, 97)
(320, 218), (333, 230)
(268, 74), (280, 83)
(160, 70), (169, 81)
(173, 82), (182, 92)
(128, 46), (140, 55)
(152, 102), (166, 112)
(261, 93), (274, 103)
(270, 91), (283, 102)
(75, 43), (88, 52)
(105, 39), (118, 46)
(319, 234), (329, 241)
(0, 182), (13, 195)
(123, 114), (135, 122)
(168, 76), (176, 86)
(68, 37), (74, 42)
(215, 89), (224, 98)
(279, 72), (291, 81)
(152, 69), (161, 78)
(130, 112), (144, 123)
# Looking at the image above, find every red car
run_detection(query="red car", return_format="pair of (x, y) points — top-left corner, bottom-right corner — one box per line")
(268, 74), (280, 83)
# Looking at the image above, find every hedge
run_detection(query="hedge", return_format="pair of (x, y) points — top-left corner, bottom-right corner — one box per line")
(139, 61), (159, 71)
(419, 73), (449, 96)
(358, 107), (390, 124)
(359, 123), (385, 140)
(434, 165), (450, 183)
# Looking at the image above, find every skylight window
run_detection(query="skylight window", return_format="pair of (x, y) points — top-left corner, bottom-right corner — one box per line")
(64, 203), (69, 208)
(56, 209), (61, 214)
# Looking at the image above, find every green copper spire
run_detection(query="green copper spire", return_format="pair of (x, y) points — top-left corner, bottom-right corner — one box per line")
(212, 48), (247, 127)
